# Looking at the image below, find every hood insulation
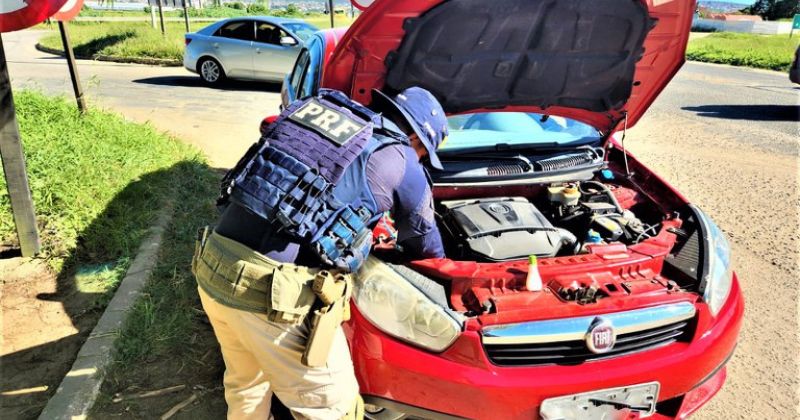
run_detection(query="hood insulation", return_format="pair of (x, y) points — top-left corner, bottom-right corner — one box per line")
(384, 0), (655, 114)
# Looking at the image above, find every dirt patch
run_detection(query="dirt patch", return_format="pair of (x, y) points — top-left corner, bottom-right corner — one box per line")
(0, 258), (102, 419)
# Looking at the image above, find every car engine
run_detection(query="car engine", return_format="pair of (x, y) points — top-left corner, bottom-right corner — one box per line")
(438, 181), (655, 261)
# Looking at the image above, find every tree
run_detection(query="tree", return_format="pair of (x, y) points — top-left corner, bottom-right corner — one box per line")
(740, 0), (799, 21)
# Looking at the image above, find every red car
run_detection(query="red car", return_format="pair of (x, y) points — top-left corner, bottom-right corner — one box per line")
(278, 1), (742, 419)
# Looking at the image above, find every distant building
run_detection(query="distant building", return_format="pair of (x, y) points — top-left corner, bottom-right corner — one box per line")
(707, 13), (763, 21)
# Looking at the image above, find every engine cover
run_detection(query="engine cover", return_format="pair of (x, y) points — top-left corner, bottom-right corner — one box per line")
(440, 197), (574, 261)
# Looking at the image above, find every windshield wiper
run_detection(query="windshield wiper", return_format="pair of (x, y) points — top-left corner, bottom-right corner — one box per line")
(438, 140), (601, 156)
(442, 152), (534, 168)
(441, 144), (600, 158)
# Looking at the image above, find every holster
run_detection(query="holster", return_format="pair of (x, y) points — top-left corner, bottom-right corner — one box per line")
(302, 271), (352, 367)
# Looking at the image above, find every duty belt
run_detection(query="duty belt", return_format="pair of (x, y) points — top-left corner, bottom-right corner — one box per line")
(193, 228), (352, 366)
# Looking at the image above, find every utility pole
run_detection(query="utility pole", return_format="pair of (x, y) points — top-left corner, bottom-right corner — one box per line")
(157, 0), (166, 36)
(0, 34), (41, 257)
(328, 0), (334, 28)
(182, 0), (190, 33)
(150, 1), (157, 29)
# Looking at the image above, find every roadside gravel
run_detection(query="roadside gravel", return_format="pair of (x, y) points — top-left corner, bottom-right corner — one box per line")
(627, 65), (799, 417)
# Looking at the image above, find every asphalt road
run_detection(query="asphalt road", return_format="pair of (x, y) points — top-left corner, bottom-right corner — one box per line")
(4, 29), (281, 169)
(5, 29), (799, 419)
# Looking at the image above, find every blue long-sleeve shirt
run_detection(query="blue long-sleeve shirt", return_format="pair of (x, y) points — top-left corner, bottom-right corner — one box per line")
(366, 143), (445, 259)
(215, 142), (444, 264)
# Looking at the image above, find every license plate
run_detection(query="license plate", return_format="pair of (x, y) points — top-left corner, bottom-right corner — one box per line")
(540, 382), (660, 420)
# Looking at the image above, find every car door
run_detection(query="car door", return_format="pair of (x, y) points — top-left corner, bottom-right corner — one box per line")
(211, 20), (256, 79)
(253, 22), (302, 81)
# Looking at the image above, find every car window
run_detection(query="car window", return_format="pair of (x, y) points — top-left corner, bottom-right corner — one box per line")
(255, 22), (288, 45)
(299, 38), (323, 98)
(281, 22), (319, 42)
(217, 20), (255, 42)
(442, 112), (602, 152)
(289, 49), (310, 97)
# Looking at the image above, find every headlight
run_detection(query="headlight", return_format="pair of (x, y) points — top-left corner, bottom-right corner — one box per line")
(353, 257), (461, 352)
(694, 206), (733, 316)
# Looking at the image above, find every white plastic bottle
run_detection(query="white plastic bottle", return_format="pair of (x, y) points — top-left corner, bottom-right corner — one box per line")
(526, 255), (543, 292)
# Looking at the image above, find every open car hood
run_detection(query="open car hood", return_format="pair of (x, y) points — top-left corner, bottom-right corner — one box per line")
(322, 0), (695, 133)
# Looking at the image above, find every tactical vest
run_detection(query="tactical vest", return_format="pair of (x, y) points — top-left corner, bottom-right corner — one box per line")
(218, 89), (404, 272)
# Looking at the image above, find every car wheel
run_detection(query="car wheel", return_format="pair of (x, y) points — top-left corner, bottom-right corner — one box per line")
(198, 57), (225, 85)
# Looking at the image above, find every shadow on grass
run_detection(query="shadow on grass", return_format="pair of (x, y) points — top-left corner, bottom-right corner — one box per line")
(682, 105), (800, 122)
(72, 31), (137, 57)
(0, 160), (216, 420)
(132, 75), (282, 93)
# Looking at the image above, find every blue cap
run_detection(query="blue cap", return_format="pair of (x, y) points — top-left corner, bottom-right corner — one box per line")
(372, 87), (449, 170)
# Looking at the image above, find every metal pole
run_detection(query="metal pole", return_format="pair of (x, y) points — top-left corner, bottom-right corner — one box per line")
(157, 0), (166, 36)
(182, 0), (190, 33)
(58, 21), (87, 114)
(328, 0), (334, 28)
(0, 34), (41, 257)
(150, 2), (157, 29)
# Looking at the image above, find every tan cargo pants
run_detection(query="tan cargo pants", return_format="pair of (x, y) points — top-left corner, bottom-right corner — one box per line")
(198, 286), (359, 420)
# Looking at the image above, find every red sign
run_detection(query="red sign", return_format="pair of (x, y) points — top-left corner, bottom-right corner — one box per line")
(53, 0), (84, 22)
(0, 0), (68, 33)
(350, 0), (374, 12)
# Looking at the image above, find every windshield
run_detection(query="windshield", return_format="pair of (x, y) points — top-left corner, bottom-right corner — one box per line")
(283, 22), (318, 42)
(441, 112), (602, 152)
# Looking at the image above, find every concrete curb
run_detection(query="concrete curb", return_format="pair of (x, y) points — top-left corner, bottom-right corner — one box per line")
(37, 204), (174, 420)
(35, 43), (182, 67)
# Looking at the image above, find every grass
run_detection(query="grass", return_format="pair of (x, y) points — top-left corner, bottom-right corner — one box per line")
(0, 90), (205, 302)
(38, 14), (354, 63)
(110, 158), (218, 366)
(686, 32), (800, 71)
(39, 21), (185, 61)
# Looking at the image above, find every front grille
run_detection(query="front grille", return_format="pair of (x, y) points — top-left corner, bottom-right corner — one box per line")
(485, 320), (693, 366)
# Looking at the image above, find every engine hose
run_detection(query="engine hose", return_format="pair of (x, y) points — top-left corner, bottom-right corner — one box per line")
(556, 228), (579, 254)
(581, 181), (625, 214)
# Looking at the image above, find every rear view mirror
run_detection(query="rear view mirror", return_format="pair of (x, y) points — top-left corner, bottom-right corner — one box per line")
(280, 36), (298, 46)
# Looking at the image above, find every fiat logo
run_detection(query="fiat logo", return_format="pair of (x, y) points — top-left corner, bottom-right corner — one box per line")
(487, 203), (511, 214)
(585, 317), (616, 354)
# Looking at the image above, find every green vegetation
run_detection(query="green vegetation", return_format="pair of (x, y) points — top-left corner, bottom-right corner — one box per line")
(0, 91), (206, 304)
(686, 32), (799, 72)
(78, 5), (352, 20)
(740, 0), (798, 21)
(38, 13), (353, 63)
(111, 162), (217, 366)
(39, 21), (185, 62)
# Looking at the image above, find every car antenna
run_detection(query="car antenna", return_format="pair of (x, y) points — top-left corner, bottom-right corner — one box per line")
(620, 111), (632, 178)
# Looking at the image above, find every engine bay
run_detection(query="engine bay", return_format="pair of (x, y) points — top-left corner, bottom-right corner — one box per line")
(369, 165), (690, 319)
(437, 180), (659, 262)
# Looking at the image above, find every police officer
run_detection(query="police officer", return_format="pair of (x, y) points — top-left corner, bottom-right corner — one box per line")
(193, 87), (448, 420)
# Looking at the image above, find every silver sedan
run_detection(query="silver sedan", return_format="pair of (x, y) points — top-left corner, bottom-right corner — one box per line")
(184, 17), (318, 85)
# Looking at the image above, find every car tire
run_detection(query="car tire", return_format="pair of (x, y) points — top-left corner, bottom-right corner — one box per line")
(198, 57), (225, 85)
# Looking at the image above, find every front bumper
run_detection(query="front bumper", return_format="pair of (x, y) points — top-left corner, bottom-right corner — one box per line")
(346, 276), (744, 420)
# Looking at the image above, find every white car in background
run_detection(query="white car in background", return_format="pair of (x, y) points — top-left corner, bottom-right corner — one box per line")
(183, 17), (318, 85)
